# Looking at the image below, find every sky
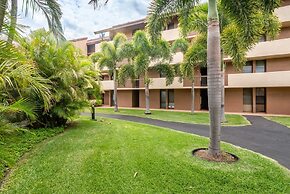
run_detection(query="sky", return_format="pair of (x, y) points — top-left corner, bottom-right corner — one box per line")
(18, 0), (151, 40)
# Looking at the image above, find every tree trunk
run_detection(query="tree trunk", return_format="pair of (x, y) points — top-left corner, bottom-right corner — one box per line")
(7, 0), (17, 44)
(221, 62), (226, 122)
(113, 69), (118, 112)
(207, 0), (221, 157)
(144, 83), (151, 114)
(191, 80), (195, 114)
(144, 72), (151, 114)
(0, 0), (8, 32)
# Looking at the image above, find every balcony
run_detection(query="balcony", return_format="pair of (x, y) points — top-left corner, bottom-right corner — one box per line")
(275, 5), (290, 26)
(150, 77), (183, 89)
(161, 28), (180, 42)
(228, 71), (290, 88)
(161, 28), (196, 42)
(100, 80), (114, 90)
(224, 38), (290, 61)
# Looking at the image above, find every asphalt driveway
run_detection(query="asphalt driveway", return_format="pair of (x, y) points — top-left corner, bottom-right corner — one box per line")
(87, 113), (290, 169)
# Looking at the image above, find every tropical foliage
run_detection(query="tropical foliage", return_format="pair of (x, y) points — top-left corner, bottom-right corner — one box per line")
(0, 29), (101, 130)
(91, 33), (127, 112)
(147, 0), (281, 157)
(122, 30), (172, 114)
(22, 29), (101, 127)
(0, 0), (64, 41)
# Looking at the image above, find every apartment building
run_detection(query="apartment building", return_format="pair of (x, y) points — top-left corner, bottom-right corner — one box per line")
(71, 0), (290, 115)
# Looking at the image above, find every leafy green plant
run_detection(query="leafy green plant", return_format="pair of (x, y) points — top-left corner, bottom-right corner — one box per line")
(22, 29), (101, 128)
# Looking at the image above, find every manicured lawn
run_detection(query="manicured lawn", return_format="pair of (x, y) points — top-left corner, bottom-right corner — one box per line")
(0, 127), (64, 181)
(266, 116), (290, 128)
(1, 117), (289, 193)
(94, 108), (250, 126)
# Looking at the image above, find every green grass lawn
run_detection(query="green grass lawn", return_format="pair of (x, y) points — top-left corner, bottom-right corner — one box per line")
(266, 116), (290, 128)
(1, 117), (289, 193)
(94, 107), (250, 126)
(0, 127), (64, 181)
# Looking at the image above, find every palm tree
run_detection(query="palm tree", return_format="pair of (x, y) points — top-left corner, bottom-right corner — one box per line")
(172, 36), (207, 114)
(0, 0), (64, 40)
(132, 30), (172, 114)
(22, 29), (101, 127)
(147, 0), (280, 157)
(91, 33), (127, 112)
(118, 42), (137, 87)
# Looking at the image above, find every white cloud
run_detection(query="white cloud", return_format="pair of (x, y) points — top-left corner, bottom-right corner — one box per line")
(18, 0), (150, 39)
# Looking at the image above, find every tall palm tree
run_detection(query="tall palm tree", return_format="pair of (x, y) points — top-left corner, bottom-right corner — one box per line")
(133, 30), (172, 114)
(147, 0), (280, 157)
(172, 36), (207, 114)
(0, 0), (64, 40)
(118, 42), (137, 87)
(91, 33), (127, 112)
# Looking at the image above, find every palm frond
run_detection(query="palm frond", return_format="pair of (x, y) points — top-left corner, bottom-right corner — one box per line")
(153, 63), (175, 85)
(113, 33), (127, 49)
(22, 0), (64, 40)
(0, 98), (37, 120)
(171, 38), (189, 53)
(88, 0), (109, 9)
(118, 64), (135, 86)
(147, 0), (199, 40)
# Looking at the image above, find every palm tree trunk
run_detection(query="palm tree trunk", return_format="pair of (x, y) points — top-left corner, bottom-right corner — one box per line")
(191, 80), (195, 114)
(0, 0), (8, 32)
(113, 69), (118, 112)
(207, 0), (221, 157)
(144, 72), (151, 114)
(221, 62), (226, 122)
(7, 0), (17, 44)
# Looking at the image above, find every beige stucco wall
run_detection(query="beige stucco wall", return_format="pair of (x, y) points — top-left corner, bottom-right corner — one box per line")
(267, 87), (290, 115)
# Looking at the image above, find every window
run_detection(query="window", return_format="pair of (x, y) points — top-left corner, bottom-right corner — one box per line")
(160, 90), (175, 109)
(259, 34), (266, 42)
(87, 44), (95, 55)
(168, 90), (175, 109)
(256, 60), (266, 73)
(160, 90), (167, 109)
(160, 71), (166, 78)
(243, 61), (253, 73)
(256, 88), (266, 112)
(167, 22), (175, 30)
(243, 88), (253, 112)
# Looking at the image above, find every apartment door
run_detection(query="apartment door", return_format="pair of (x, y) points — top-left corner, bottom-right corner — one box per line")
(132, 90), (140, 107)
(168, 90), (175, 109)
(110, 90), (114, 106)
(160, 90), (167, 109)
(243, 88), (253, 112)
(200, 89), (208, 110)
(256, 88), (266, 112)
(200, 67), (207, 86)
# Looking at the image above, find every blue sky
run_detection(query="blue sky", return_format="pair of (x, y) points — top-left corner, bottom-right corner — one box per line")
(18, 0), (150, 40)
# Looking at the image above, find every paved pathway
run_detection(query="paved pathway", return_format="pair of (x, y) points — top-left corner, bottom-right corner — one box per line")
(88, 113), (290, 169)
